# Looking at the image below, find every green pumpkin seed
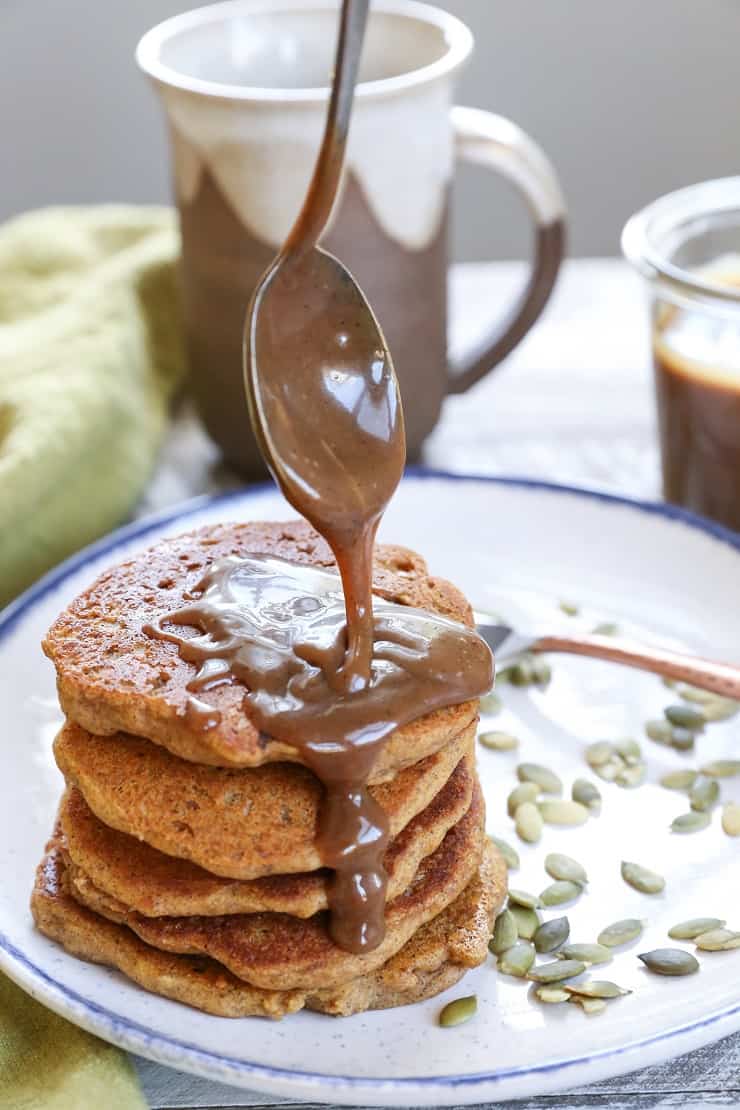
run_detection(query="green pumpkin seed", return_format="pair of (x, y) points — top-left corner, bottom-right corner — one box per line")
(646, 719), (673, 745)
(489, 909), (518, 955)
(722, 802), (740, 837)
(517, 763), (563, 795)
(545, 852), (588, 885)
(534, 986), (570, 1003)
(668, 918), (726, 940)
(508, 889), (542, 910)
(528, 959), (586, 984)
(575, 997), (607, 1015)
(615, 738), (642, 763)
(665, 704), (706, 730)
(660, 769), (699, 791)
(592, 622), (619, 636)
(534, 916), (570, 954)
(621, 861), (666, 894)
(598, 919), (645, 948)
(515, 801), (543, 844)
(572, 779), (601, 810)
(479, 730), (519, 752)
(565, 980), (630, 999)
(695, 928), (740, 951)
(701, 698), (740, 722)
(538, 800), (589, 827)
(438, 995), (477, 1026)
(616, 763), (647, 788)
(479, 692), (503, 715)
(510, 904), (541, 940)
(531, 658), (552, 685)
(676, 682), (721, 705)
(671, 811), (711, 834)
(559, 943), (611, 966)
(670, 727), (696, 752)
(509, 660), (535, 686)
(585, 741), (615, 767)
(507, 782), (541, 818)
(559, 600), (579, 616)
(638, 948), (699, 976)
(702, 760), (740, 779)
(488, 835), (520, 870)
(498, 940), (535, 977)
(540, 880), (583, 907)
(689, 777), (720, 812)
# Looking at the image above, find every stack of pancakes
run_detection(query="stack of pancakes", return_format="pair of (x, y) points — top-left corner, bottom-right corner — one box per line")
(32, 521), (506, 1018)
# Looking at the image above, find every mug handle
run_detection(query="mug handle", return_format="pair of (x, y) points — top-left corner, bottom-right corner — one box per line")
(448, 106), (567, 394)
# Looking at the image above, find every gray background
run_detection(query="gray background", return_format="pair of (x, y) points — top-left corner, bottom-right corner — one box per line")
(1, 0), (738, 259)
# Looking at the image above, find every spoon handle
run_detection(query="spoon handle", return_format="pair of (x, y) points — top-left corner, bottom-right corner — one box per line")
(284, 0), (370, 253)
(532, 633), (740, 699)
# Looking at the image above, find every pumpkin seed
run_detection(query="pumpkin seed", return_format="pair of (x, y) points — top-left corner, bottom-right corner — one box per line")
(575, 997), (607, 1015)
(615, 738), (642, 763)
(545, 852), (588, 886)
(480, 692), (503, 715)
(539, 799), (589, 827)
(489, 909), (518, 955)
(498, 940), (535, 977)
(572, 779), (601, 811)
(594, 758), (622, 782)
(517, 763), (563, 795)
(559, 943), (612, 966)
(510, 904), (540, 940)
(621, 861), (666, 895)
(671, 811), (711, 834)
(668, 918), (726, 940)
(559, 600), (579, 616)
(534, 986), (570, 1003)
(695, 928), (740, 951)
(534, 916), (570, 954)
(531, 658), (552, 685)
(638, 948), (699, 976)
(565, 980), (630, 999)
(508, 889), (542, 910)
(598, 919), (645, 948)
(592, 622), (619, 636)
(438, 995), (477, 1027)
(696, 929), (740, 951)
(670, 727), (696, 752)
(509, 660), (535, 686)
(540, 880), (583, 907)
(488, 835), (520, 870)
(616, 763), (647, 788)
(507, 782), (541, 817)
(515, 801), (543, 844)
(528, 959), (586, 984)
(722, 802), (740, 837)
(689, 777), (720, 812)
(646, 719), (673, 745)
(479, 730), (519, 752)
(702, 760), (740, 779)
(660, 769), (699, 791)
(676, 683), (721, 705)
(665, 704), (706, 730)
(701, 698), (740, 722)
(585, 741), (615, 767)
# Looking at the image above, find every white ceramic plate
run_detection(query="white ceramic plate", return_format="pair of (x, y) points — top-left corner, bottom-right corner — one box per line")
(1, 473), (740, 1106)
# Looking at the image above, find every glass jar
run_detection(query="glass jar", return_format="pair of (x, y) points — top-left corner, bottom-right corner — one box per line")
(622, 177), (740, 532)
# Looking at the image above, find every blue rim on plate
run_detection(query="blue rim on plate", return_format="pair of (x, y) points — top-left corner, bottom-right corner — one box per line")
(2, 469), (739, 1097)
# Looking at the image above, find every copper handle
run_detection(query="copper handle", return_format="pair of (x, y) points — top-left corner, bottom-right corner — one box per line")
(533, 634), (740, 700)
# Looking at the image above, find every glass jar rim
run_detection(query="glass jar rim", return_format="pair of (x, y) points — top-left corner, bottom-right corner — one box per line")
(622, 177), (740, 309)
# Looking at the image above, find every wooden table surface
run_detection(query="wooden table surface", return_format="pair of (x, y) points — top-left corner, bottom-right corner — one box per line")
(133, 258), (740, 1109)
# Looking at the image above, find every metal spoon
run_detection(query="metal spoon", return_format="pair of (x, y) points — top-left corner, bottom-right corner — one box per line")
(243, 0), (405, 691)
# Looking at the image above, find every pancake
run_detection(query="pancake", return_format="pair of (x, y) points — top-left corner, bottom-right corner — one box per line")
(32, 839), (505, 1018)
(42, 520), (479, 776)
(61, 750), (474, 917)
(68, 784), (485, 991)
(54, 720), (473, 880)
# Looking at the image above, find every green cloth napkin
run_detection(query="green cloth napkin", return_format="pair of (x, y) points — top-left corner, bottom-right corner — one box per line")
(0, 974), (146, 1109)
(0, 205), (185, 606)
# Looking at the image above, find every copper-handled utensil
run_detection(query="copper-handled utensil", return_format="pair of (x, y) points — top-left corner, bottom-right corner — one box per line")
(475, 616), (740, 700)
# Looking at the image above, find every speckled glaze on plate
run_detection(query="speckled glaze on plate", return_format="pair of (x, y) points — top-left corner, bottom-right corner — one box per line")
(1, 473), (739, 1106)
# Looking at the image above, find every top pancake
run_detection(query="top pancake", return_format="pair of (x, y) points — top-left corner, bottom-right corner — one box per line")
(43, 520), (479, 775)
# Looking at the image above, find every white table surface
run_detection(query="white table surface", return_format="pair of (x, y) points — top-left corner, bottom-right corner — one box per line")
(133, 259), (739, 1108)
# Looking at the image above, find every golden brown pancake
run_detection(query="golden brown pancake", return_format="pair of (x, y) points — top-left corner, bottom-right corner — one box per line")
(68, 785), (485, 991)
(54, 720), (473, 880)
(42, 521), (479, 775)
(32, 838), (505, 1018)
(61, 751), (474, 918)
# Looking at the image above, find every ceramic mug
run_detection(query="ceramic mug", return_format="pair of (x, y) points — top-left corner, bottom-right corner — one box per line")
(138, 0), (566, 475)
